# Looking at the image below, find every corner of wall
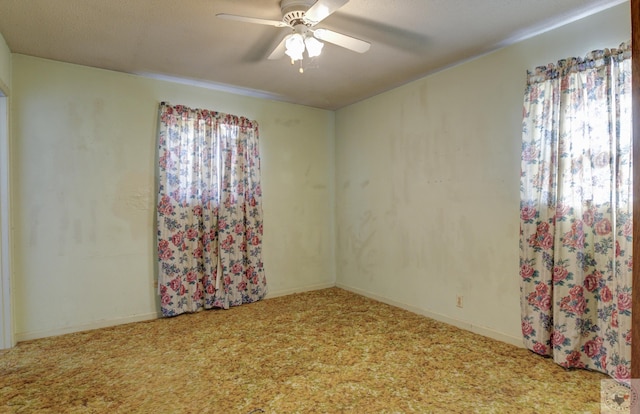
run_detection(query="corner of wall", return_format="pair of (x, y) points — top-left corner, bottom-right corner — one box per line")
(328, 110), (337, 287)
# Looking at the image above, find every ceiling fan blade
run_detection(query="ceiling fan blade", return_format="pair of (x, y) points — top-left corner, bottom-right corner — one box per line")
(304, 0), (349, 25)
(216, 14), (289, 28)
(268, 34), (291, 60)
(313, 28), (370, 53)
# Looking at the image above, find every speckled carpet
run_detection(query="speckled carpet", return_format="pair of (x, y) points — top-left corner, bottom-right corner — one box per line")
(1, 288), (606, 413)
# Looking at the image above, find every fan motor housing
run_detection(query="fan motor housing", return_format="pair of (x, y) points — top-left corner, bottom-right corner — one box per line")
(281, 0), (315, 26)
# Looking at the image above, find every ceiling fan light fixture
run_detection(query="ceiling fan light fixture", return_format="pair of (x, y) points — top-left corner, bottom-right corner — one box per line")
(285, 33), (305, 61)
(304, 36), (324, 58)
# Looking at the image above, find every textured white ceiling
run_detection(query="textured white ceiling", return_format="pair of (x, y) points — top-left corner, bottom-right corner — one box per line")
(0, 0), (629, 109)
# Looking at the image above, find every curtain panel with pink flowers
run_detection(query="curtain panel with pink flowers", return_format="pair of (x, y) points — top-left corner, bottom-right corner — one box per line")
(156, 103), (267, 317)
(519, 42), (632, 380)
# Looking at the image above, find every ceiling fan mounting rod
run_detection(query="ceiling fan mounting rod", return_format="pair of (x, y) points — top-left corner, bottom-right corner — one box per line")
(281, 0), (315, 26)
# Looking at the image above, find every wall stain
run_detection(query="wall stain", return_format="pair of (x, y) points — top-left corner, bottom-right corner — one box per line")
(348, 210), (378, 276)
(275, 118), (301, 128)
(112, 172), (153, 240)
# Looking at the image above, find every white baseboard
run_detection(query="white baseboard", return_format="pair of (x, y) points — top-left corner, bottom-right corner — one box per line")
(265, 282), (336, 299)
(14, 283), (335, 342)
(336, 283), (524, 348)
(15, 282), (523, 349)
(15, 312), (161, 342)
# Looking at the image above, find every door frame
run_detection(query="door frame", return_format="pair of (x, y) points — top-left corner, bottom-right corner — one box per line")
(0, 82), (13, 349)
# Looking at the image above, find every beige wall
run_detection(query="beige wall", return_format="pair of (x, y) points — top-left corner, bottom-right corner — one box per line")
(11, 55), (335, 339)
(334, 3), (631, 345)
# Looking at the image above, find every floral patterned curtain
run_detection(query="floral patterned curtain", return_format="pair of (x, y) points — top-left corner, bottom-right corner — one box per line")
(520, 42), (632, 380)
(156, 103), (267, 317)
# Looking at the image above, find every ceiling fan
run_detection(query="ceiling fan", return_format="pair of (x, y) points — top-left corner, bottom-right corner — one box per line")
(216, 0), (370, 69)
